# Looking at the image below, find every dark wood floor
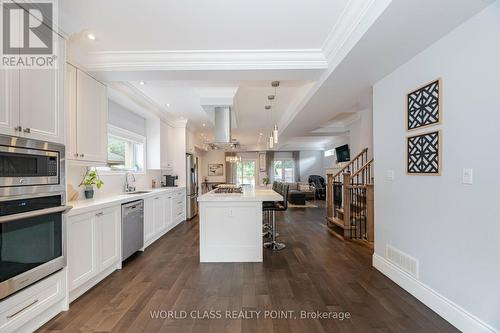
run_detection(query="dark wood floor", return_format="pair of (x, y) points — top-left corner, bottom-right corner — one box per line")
(38, 202), (457, 333)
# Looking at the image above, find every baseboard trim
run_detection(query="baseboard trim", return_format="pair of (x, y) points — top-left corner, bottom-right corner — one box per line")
(372, 253), (498, 333)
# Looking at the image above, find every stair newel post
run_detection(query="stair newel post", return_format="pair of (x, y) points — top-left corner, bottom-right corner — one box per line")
(366, 184), (374, 243)
(342, 172), (351, 238)
(326, 174), (333, 220)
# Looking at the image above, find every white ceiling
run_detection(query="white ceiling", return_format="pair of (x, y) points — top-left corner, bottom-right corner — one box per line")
(276, 0), (493, 150)
(59, 0), (349, 51)
(130, 80), (313, 148)
(60, 0), (493, 151)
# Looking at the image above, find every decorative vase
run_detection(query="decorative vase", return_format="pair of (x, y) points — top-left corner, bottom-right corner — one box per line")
(84, 186), (94, 199)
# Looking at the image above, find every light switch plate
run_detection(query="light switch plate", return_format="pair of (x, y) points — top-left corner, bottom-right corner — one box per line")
(386, 170), (395, 181)
(462, 168), (473, 184)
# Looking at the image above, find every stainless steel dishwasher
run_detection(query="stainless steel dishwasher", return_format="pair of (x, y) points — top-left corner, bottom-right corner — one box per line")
(122, 200), (144, 261)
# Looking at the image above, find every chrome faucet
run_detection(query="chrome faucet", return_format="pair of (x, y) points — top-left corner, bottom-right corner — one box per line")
(124, 172), (136, 192)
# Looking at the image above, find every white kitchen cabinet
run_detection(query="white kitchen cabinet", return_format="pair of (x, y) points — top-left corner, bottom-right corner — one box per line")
(0, 69), (19, 137)
(172, 188), (186, 224)
(67, 211), (98, 291)
(97, 207), (121, 272)
(155, 194), (167, 232)
(0, 33), (65, 143)
(18, 35), (65, 144)
(146, 119), (172, 170)
(66, 64), (108, 164)
(143, 196), (156, 245)
(164, 194), (173, 230)
(67, 206), (121, 299)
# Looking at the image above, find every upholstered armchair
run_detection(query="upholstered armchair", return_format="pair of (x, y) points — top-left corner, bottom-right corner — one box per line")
(308, 175), (326, 200)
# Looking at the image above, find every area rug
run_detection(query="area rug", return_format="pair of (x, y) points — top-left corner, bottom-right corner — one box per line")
(288, 201), (318, 208)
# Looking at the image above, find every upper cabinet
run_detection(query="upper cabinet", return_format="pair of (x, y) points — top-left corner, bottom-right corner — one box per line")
(0, 32), (65, 144)
(146, 119), (172, 170)
(66, 63), (108, 164)
(0, 69), (19, 137)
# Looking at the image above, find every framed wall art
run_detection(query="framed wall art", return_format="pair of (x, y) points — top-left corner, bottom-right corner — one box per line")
(406, 130), (441, 175)
(406, 78), (441, 131)
(208, 164), (223, 176)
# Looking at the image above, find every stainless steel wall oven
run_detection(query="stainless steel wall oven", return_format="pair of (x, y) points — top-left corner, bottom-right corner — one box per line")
(0, 134), (69, 300)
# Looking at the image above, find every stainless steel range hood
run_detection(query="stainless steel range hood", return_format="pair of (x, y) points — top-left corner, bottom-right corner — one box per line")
(214, 106), (231, 143)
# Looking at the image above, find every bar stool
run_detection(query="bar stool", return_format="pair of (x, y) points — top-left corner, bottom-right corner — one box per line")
(263, 184), (289, 250)
(263, 182), (279, 238)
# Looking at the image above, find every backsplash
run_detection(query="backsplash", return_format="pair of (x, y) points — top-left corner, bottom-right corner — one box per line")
(66, 165), (165, 201)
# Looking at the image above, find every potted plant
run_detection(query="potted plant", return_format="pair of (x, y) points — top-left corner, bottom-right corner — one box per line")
(80, 168), (104, 199)
(263, 175), (270, 187)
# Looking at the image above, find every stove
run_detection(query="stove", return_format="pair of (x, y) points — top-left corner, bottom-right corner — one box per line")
(214, 187), (243, 194)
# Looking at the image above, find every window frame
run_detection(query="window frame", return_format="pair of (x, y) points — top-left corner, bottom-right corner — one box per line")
(273, 158), (295, 183)
(98, 125), (147, 175)
(232, 159), (258, 187)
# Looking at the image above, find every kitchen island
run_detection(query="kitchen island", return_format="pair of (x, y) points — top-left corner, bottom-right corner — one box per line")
(197, 187), (282, 262)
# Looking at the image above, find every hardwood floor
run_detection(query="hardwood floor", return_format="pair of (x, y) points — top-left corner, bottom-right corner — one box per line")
(38, 203), (457, 333)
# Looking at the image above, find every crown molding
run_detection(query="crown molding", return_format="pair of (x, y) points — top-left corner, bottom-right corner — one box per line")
(84, 49), (327, 72)
(277, 0), (391, 140)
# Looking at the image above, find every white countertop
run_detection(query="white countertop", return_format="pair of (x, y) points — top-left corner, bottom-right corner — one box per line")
(197, 187), (282, 202)
(67, 187), (185, 216)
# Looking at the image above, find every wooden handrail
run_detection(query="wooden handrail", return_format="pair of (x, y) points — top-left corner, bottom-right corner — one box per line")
(349, 159), (374, 179)
(329, 148), (368, 178)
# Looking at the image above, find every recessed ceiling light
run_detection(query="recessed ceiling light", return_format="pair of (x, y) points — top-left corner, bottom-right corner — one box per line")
(87, 33), (96, 40)
(166, 104), (170, 108)
(259, 132), (263, 136)
(139, 81), (145, 85)
(202, 123), (206, 127)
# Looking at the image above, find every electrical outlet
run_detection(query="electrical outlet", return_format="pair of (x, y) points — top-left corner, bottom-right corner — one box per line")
(386, 170), (395, 181)
(462, 168), (473, 184)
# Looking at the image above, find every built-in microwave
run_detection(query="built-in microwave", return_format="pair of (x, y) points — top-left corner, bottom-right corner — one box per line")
(0, 134), (65, 197)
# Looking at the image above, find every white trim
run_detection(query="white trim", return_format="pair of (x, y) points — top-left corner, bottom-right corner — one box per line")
(85, 49), (327, 72)
(101, 124), (147, 174)
(373, 253), (498, 333)
(277, 0), (392, 139)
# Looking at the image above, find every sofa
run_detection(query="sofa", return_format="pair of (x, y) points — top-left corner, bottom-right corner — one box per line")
(285, 182), (316, 204)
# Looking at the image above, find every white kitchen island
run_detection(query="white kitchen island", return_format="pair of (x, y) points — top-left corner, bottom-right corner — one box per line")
(197, 187), (283, 262)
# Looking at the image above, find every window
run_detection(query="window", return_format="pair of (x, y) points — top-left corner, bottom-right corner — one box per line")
(273, 159), (294, 182)
(233, 160), (256, 186)
(324, 148), (335, 157)
(105, 125), (145, 172)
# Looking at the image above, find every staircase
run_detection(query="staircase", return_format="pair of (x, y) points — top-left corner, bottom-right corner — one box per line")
(326, 148), (374, 245)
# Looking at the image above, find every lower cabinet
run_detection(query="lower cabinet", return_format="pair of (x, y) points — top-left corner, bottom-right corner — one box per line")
(67, 206), (121, 301)
(144, 193), (171, 248)
(0, 271), (65, 333)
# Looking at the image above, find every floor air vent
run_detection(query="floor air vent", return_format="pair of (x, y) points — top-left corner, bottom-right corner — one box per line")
(386, 245), (419, 279)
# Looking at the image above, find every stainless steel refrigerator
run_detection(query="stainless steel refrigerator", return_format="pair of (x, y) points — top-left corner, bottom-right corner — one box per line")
(186, 154), (198, 219)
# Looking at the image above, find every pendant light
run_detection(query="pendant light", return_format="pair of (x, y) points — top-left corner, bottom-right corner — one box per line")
(269, 133), (274, 148)
(271, 81), (280, 144)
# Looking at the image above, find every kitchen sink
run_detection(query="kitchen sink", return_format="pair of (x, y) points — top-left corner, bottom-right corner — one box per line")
(124, 190), (152, 195)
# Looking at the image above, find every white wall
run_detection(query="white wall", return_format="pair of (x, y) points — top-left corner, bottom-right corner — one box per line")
(373, 3), (499, 332)
(199, 150), (226, 183)
(299, 151), (324, 182)
(323, 136), (349, 172)
(349, 108), (373, 159)
(67, 167), (162, 200)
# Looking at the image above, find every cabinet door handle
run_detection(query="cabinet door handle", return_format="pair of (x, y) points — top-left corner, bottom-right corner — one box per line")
(154, 197), (159, 200)
(95, 212), (104, 217)
(7, 299), (39, 319)
(74, 153), (79, 157)
(79, 154), (85, 158)
(14, 126), (22, 132)
(23, 127), (31, 133)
